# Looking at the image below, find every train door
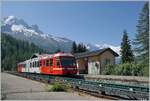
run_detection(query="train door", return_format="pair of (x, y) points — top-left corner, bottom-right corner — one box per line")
(39, 60), (42, 73)
(29, 60), (33, 73)
(35, 60), (40, 73)
(26, 60), (30, 72)
(53, 57), (61, 75)
(24, 61), (28, 72)
(22, 63), (25, 72)
(49, 58), (53, 74)
(40, 59), (49, 74)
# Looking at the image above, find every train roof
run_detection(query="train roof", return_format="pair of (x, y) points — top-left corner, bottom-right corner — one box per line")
(18, 52), (74, 64)
(31, 52), (74, 59)
(18, 61), (26, 64)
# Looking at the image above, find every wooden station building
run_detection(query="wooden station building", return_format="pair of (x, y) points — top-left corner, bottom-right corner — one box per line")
(74, 48), (119, 75)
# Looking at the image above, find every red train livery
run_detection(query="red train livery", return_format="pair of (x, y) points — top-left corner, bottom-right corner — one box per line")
(17, 52), (77, 75)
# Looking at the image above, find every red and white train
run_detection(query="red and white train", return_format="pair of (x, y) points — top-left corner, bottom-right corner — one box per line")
(17, 52), (77, 75)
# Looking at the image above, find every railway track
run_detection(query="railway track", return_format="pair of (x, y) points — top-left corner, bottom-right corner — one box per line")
(6, 71), (149, 100)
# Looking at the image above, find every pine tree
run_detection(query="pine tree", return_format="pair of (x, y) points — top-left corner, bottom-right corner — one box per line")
(83, 45), (87, 52)
(71, 41), (77, 54)
(77, 43), (82, 53)
(133, 2), (149, 66)
(121, 30), (134, 63)
(55, 48), (61, 53)
(1, 33), (45, 71)
(76, 43), (88, 53)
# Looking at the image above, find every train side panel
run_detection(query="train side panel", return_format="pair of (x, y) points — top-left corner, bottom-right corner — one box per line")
(17, 53), (77, 75)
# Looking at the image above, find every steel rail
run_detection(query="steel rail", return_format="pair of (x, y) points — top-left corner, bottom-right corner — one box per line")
(6, 71), (149, 100)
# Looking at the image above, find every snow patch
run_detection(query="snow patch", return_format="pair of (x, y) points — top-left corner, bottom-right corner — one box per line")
(86, 43), (121, 55)
(11, 25), (25, 32)
(51, 36), (70, 42)
(4, 16), (16, 25)
(11, 24), (40, 36)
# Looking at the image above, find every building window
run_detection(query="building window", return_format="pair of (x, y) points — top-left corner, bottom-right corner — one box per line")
(105, 59), (110, 65)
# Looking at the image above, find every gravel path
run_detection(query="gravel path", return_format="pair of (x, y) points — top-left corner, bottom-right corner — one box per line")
(1, 72), (103, 100)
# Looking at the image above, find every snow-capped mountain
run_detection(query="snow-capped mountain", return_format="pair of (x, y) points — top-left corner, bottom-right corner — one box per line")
(84, 43), (120, 55)
(1, 16), (73, 52)
(1, 16), (121, 57)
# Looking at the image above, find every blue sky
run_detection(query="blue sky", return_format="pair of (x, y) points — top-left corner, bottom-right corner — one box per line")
(2, 1), (146, 46)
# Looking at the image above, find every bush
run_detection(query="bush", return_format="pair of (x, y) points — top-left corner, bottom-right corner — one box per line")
(115, 63), (132, 76)
(102, 62), (148, 76)
(101, 64), (115, 75)
(51, 82), (66, 91)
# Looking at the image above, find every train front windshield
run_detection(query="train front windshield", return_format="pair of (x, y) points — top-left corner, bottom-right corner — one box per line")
(61, 57), (76, 67)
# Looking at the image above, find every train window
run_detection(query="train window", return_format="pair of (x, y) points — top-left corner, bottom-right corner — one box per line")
(43, 60), (46, 66)
(37, 61), (39, 67)
(30, 63), (32, 68)
(35, 61), (37, 67)
(50, 59), (53, 66)
(40, 61), (42, 66)
(36, 61), (38, 67)
(34, 61), (36, 67)
(56, 58), (60, 67)
(33, 62), (35, 67)
(46, 60), (49, 66)
(35, 62), (36, 67)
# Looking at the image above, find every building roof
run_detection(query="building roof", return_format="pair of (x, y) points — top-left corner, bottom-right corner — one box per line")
(74, 48), (119, 59)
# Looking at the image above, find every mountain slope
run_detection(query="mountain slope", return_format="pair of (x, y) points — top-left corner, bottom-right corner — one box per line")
(1, 16), (120, 55)
(1, 33), (45, 71)
(1, 16), (73, 53)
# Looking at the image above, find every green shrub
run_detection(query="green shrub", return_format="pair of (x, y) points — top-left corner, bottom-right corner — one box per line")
(143, 66), (149, 76)
(51, 82), (66, 91)
(102, 62), (148, 76)
(131, 63), (143, 76)
(102, 64), (115, 75)
(116, 63), (132, 76)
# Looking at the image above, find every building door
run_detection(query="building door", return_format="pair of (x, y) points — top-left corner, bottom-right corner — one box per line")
(88, 60), (100, 75)
(84, 58), (88, 74)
